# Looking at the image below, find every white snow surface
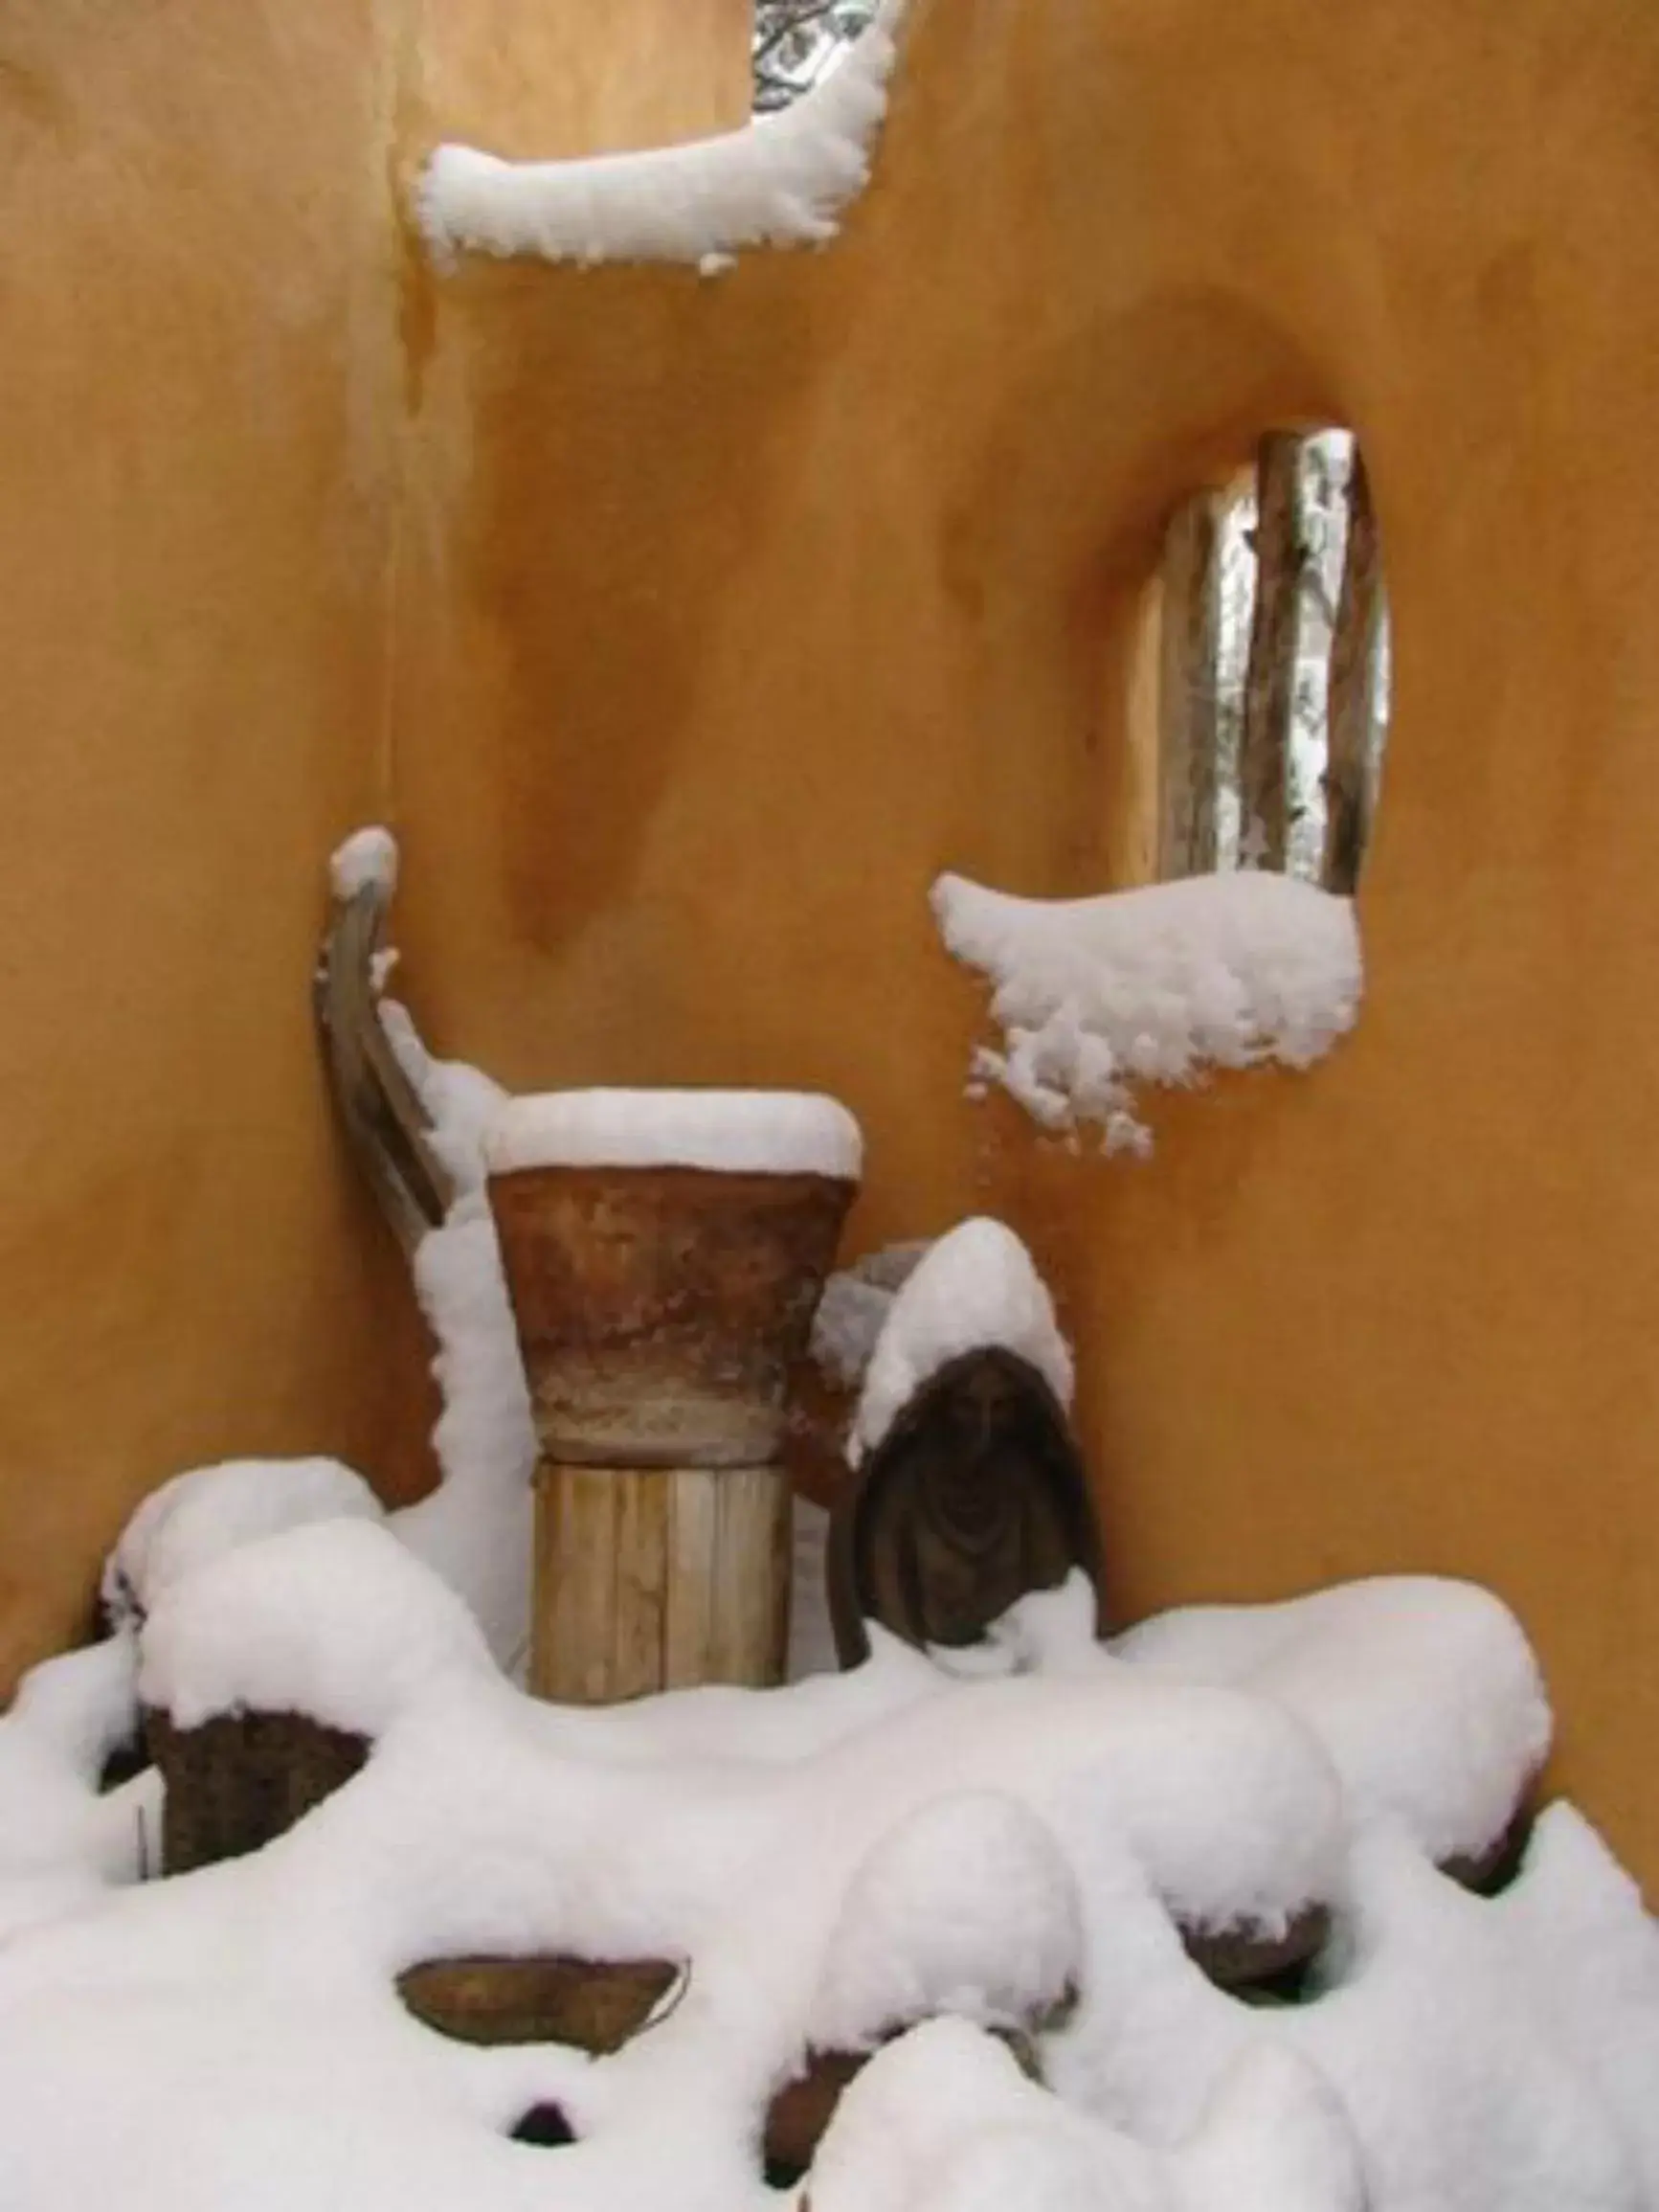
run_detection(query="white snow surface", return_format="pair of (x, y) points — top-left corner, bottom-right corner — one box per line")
(0, 1636), (159, 1940)
(139, 1520), (499, 1737)
(852, 1218), (1073, 1464)
(101, 1456), (385, 1628)
(483, 1087), (863, 1182)
(787, 1498), (841, 1682)
(418, 1), (907, 270)
(932, 869), (1362, 1153)
(0, 1536), (1651, 2212)
(810, 2020), (1366, 2212)
(329, 824), (399, 901)
(1111, 1576), (1552, 1868)
(376, 987), (538, 1677)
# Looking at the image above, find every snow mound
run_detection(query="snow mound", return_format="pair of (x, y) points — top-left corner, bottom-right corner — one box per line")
(1112, 1575), (1551, 1868)
(0, 1636), (158, 1936)
(852, 1218), (1073, 1463)
(810, 2020), (1366, 2212)
(812, 1793), (1083, 2049)
(932, 869), (1361, 1153)
(139, 1519), (498, 1737)
(101, 1456), (384, 1629)
(417, 0), (908, 269)
(0, 1561), (1651, 2212)
(482, 1087), (863, 1181)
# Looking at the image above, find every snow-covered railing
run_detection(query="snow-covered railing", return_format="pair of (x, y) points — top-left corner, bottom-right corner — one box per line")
(417, 0), (907, 271)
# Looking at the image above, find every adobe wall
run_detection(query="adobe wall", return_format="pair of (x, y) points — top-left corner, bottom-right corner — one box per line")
(392, 0), (1659, 1881)
(0, 0), (748, 1688)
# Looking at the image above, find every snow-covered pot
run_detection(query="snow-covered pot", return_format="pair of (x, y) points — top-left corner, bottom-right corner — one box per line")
(483, 1091), (862, 1703)
(485, 1092), (862, 1468)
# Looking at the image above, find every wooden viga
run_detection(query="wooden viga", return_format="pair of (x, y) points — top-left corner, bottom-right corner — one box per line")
(484, 1091), (862, 1704)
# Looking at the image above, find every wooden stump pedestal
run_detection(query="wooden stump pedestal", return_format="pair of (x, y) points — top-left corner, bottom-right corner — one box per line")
(487, 1113), (858, 1707)
(531, 1460), (791, 1703)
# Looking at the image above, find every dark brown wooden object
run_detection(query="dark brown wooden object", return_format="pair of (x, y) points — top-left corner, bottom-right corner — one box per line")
(827, 1347), (1105, 1667)
(397, 1955), (680, 2053)
(146, 1707), (370, 1875)
(1238, 431), (1305, 870)
(314, 846), (452, 1258)
(1158, 491), (1223, 878)
(1322, 451), (1385, 893)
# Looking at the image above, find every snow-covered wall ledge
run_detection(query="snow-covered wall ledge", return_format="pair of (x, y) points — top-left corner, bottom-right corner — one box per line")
(933, 870), (1363, 1157)
(416, 0), (908, 272)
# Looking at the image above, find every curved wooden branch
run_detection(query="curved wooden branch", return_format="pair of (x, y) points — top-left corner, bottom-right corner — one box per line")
(314, 845), (454, 1255)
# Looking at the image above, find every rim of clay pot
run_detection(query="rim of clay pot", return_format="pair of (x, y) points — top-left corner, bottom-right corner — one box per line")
(483, 1088), (863, 1185)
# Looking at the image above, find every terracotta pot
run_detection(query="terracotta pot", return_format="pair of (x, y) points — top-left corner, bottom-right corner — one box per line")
(489, 1161), (857, 1469)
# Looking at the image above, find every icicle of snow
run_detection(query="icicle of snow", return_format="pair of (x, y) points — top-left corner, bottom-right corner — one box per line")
(851, 1218), (1073, 1465)
(482, 1087), (863, 1181)
(933, 869), (1362, 1152)
(416, 0), (908, 269)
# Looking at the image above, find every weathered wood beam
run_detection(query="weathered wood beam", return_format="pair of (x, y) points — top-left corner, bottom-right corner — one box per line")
(1322, 450), (1384, 894)
(314, 859), (453, 1256)
(1238, 433), (1305, 870)
(1157, 492), (1223, 878)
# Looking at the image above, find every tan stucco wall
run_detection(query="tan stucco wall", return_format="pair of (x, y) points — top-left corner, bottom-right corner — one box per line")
(3, 0), (1657, 1885)
(0, 0), (747, 1688)
(391, 0), (1659, 1884)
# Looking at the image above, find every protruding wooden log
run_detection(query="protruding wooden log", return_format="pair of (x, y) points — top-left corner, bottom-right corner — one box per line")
(146, 1707), (370, 1875)
(531, 1460), (792, 1702)
(1322, 451), (1384, 894)
(397, 1954), (680, 2053)
(1238, 433), (1305, 870)
(1158, 492), (1223, 878)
